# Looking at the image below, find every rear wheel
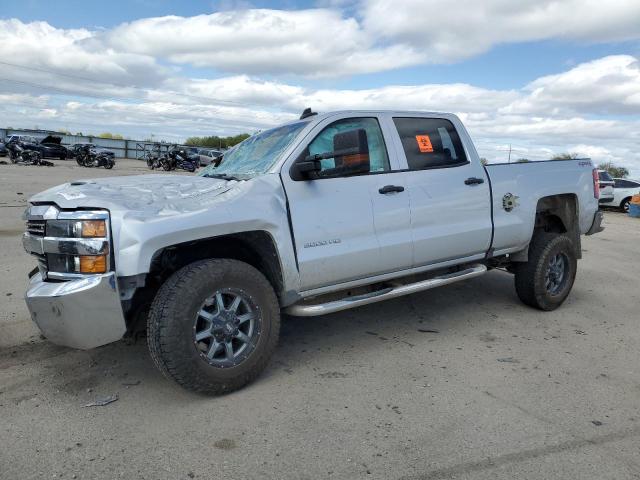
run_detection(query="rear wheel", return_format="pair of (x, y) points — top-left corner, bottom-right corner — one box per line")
(147, 259), (280, 395)
(514, 232), (577, 311)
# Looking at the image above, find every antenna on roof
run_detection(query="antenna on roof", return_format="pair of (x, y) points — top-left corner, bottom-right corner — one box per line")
(300, 107), (317, 120)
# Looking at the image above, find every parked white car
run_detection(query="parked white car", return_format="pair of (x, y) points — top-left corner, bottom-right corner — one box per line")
(597, 170), (615, 207)
(613, 178), (640, 212)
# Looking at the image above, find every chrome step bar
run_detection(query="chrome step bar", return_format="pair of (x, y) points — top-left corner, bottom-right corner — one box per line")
(285, 264), (487, 317)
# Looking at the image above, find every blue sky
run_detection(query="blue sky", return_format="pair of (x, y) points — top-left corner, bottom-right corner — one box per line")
(0, 0), (639, 173)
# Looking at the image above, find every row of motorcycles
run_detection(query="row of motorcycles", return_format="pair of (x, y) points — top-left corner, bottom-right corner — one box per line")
(145, 147), (198, 173)
(75, 144), (115, 169)
(6, 141), (52, 166)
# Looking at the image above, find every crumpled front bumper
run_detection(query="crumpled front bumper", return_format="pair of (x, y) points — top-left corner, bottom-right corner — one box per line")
(25, 271), (126, 349)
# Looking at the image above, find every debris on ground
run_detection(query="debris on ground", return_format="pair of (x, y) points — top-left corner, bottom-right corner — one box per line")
(497, 357), (520, 363)
(417, 328), (439, 333)
(83, 394), (118, 407)
(213, 438), (236, 450)
(122, 380), (141, 387)
(592, 420), (603, 426)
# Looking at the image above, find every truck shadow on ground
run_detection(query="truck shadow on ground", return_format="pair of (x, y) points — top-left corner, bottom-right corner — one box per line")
(2, 270), (531, 401)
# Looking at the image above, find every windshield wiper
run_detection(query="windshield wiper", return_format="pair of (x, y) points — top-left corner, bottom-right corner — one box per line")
(202, 173), (241, 181)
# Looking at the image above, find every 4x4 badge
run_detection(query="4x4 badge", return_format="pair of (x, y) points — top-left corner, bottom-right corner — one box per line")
(503, 193), (519, 212)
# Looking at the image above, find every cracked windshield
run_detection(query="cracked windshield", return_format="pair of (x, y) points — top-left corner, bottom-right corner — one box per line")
(199, 121), (308, 179)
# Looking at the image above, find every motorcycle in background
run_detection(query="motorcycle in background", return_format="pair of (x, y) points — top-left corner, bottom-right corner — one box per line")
(7, 141), (49, 166)
(145, 150), (161, 170)
(159, 147), (197, 173)
(76, 145), (115, 169)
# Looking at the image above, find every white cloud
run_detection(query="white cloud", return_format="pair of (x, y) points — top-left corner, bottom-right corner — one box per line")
(104, 9), (419, 77)
(0, 19), (167, 90)
(506, 55), (640, 115)
(363, 0), (640, 63)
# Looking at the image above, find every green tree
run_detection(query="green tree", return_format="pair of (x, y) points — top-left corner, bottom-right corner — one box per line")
(551, 152), (579, 160)
(598, 161), (629, 179)
(98, 132), (124, 140)
(515, 158), (531, 163)
(185, 134), (250, 149)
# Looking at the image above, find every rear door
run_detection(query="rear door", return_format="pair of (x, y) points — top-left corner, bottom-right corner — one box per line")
(385, 114), (493, 267)
(281, 114), (413, 291)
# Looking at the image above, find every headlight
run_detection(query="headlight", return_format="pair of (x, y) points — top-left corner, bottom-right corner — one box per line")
(23, 207), (111, 279)
(46, 219), (106, 238)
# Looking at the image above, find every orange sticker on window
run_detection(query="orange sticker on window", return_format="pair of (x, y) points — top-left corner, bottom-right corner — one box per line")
(416, 135), (433, 153)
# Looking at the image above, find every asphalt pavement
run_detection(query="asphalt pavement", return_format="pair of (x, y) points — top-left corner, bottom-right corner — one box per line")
(0, 158), (638, 479)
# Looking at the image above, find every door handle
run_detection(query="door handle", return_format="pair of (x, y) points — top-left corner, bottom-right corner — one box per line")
(378, 185), (405, 194)
(464, 177), (485, 185)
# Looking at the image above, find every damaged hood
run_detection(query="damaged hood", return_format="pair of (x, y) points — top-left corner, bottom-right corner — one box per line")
(29, 174), (237, 216)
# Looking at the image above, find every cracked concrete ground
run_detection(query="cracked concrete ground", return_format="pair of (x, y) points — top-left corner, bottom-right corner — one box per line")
(1, 159), (639, 479)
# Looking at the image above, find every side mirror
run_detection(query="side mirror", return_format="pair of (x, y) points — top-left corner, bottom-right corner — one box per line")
(333, 128), (368, 157)
(291, 128), (370, 180)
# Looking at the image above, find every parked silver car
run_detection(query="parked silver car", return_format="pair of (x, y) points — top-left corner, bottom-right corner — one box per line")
(197, 148), (224, 166)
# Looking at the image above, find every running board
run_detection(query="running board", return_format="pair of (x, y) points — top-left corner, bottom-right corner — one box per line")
(285, 264), (487, 317)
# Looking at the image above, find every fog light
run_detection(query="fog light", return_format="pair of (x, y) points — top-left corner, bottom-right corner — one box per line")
(79, 255), (107, 273)
(81, 220), (106, 237)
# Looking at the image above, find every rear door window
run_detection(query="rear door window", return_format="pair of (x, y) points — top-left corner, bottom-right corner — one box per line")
(392, 118), (467, 170)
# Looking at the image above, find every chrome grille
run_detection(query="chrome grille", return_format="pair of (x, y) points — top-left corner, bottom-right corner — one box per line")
(26, 220), (46, 236)
(33, 253), (48, 277)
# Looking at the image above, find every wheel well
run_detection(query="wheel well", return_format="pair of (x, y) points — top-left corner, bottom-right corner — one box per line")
(534, 194), (576, 234)
(510, 194), (581, 263)
(149, 231), (284, 297)
(621, 196), (631, 208)
(122, 231), (285, 336)
(535, 194), (581, 258)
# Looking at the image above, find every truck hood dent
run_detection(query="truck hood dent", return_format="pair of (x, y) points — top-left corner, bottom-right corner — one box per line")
(29, 174), (236, 216)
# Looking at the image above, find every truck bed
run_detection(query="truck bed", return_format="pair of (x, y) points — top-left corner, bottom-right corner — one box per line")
(485, 159), (598, 257)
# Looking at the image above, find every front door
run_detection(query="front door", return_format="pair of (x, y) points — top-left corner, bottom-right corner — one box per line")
(281, 115), (413, 291)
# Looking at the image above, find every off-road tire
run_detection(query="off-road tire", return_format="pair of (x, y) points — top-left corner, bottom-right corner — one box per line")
(147, 259), (280, 395)
(514, 232), (577, 311)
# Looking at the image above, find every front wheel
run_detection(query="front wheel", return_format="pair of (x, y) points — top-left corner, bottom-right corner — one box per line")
(514, 232), (577, 311)
(147, 259), (280, 395)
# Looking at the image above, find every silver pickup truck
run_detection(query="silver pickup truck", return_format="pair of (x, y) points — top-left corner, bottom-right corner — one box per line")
(22, 110), (604, 394)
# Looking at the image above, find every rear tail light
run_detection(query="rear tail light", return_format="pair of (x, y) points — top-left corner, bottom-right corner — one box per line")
(592, 169), (600, 199)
